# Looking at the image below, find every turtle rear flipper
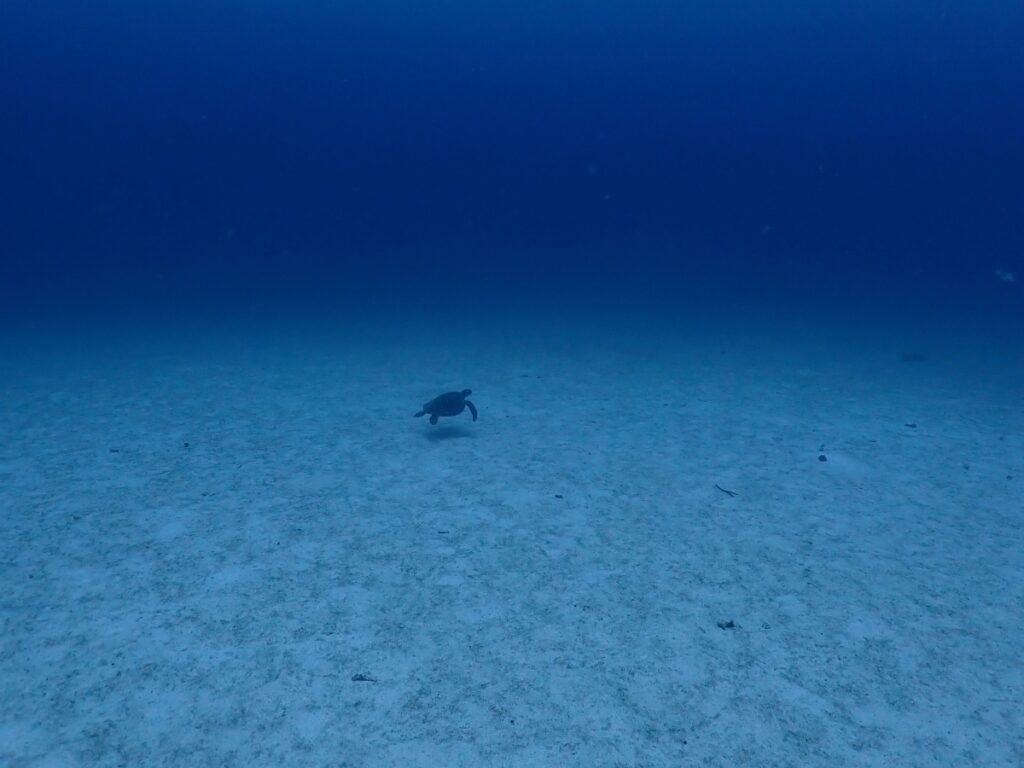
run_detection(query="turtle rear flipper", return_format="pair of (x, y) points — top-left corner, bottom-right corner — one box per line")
(465, 400), (478, 421)
(414, 409), (426, 418)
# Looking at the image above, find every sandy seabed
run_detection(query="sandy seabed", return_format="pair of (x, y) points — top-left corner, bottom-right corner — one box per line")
(1, 319), (1021, 767)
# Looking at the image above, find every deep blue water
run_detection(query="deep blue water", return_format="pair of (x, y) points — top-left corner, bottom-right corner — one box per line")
(2, 1), (1022, 330)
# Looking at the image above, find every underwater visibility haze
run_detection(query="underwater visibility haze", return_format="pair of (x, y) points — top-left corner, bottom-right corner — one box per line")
(1, 2), (1022, 766)
(1, 1), (1022, 325)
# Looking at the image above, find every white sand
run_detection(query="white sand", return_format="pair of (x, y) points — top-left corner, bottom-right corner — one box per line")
(1, 320), (1021, 767)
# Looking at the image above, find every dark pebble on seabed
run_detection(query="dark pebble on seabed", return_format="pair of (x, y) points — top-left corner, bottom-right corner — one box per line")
(183, 442), (191, 448)
(717, 620), (736, 630)
(554, 494), (564, 499)
(351, 673), (377, 683)
(109, 448), (119, 453)
(818, 454), (828, 462)
(904, 423), (917, 428)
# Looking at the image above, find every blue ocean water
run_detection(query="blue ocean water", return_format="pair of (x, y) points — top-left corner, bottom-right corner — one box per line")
(2, 4), (1024, 767)
(1, 1), (1021, 332)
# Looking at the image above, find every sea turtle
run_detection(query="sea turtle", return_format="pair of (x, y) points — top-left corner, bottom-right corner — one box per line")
(414, 389), (478, 425)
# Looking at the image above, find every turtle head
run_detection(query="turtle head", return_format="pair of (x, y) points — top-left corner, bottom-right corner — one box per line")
(460, 388), (472, 398)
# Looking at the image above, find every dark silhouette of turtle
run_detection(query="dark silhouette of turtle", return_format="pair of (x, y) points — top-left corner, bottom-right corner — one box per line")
(414, 389), (478, 425)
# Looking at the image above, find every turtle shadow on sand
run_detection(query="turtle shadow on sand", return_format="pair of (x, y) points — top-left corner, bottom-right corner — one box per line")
(423, 424), (475, 441)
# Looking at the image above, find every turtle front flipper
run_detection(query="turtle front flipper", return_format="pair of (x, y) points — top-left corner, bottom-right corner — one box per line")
(430, 413), (439, 425)
(464, 400), (477, 421)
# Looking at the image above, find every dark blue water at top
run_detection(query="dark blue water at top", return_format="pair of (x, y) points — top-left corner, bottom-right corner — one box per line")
(1, 1), (1022, 330)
